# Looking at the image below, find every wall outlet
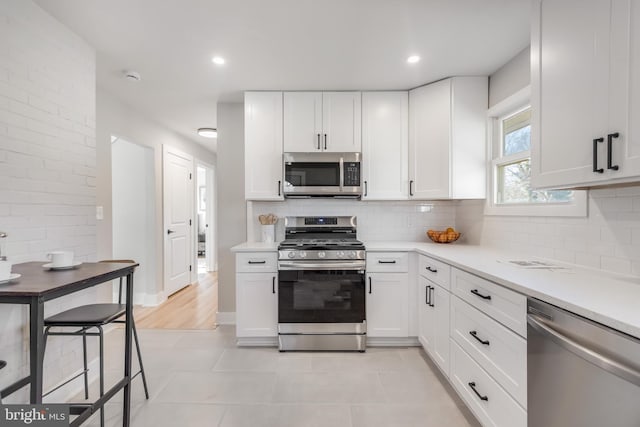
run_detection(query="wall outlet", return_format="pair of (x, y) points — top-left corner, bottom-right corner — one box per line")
(96, 206), (104, 220)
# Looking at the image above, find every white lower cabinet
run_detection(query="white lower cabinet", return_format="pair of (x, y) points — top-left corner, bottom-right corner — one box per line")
(366, 272), (409, 338)
(418, 275), (450, 377)
(451, 296), (527, 408)
(236, 253), (278, 338)
(451, 341), (527, 427)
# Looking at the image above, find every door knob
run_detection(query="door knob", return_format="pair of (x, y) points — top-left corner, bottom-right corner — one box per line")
(167, 229), (176, 234)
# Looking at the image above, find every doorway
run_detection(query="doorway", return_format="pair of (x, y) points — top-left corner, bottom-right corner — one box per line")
(111, 136), (156, 305)
(196, 163), (216, 274)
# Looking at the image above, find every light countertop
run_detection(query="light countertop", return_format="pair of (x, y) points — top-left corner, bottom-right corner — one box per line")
(231, 240), (640, 339)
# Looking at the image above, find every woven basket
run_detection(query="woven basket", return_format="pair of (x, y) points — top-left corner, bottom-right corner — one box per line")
(427, 229), (461, 244)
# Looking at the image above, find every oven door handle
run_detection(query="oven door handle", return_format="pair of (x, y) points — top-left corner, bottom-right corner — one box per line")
(278, 261), (366, 271)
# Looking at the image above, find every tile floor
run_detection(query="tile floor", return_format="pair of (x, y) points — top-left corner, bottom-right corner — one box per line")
(72, 326), (479, 427)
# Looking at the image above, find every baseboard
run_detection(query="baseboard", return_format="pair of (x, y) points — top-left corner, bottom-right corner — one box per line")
(237, 337), (278, 347)
(217, 312), (236, 325)
(143, 291), (166, 307)
(366, 336), (421, 347)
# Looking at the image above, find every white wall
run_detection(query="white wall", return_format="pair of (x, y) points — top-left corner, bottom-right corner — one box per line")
(112, 138), (155, 303)
(0, 0), (99, 401)
(488, 47), (530, 107)
(457, 47), (640, 277)
(97, 89), (216, 303)
(216, 103), (245, 316)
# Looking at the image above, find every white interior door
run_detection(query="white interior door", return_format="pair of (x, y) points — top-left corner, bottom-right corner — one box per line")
(163, 146), (194, 296)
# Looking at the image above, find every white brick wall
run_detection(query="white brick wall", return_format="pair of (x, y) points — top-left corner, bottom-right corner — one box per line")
(0, 0), (99, 402)
(456, 186), (640, 277)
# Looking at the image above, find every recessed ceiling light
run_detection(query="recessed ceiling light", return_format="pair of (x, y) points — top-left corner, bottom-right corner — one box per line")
(407, 55), (421, 64)
(197, 128), (217, 138)
(212, 56), (225, 65)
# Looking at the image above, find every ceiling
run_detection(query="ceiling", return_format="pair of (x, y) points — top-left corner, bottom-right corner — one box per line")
(34, 0), (531, 153)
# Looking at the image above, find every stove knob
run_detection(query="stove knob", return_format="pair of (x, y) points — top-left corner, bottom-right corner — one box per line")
(337, 251), (345, 258)
(299, 251), (307, 259)
(348, 251), (356, 259)
(318, 251), (326, 259)
(288, 252), (295, 259)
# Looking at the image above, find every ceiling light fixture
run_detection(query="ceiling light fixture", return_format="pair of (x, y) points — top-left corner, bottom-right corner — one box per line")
(212, 56), (225, 65)
(197, 128), (217, 138)
(407, 55), (421, 64)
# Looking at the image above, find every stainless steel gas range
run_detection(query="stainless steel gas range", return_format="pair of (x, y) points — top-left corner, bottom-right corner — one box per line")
(277, 216), (366, 352)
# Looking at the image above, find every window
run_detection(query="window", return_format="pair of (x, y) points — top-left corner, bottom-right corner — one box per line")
(485, 87), (586, 216)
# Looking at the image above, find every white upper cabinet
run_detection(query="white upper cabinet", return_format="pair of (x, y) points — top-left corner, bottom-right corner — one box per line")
(409, 77), (487, 200)
(361, 91), (409, 200)
(283, 92), (361, 153)
(244, 92), (284, 200)
(531, 0), (640, 188)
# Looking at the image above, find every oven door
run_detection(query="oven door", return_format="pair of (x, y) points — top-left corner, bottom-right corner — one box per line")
(278, 268), (365, 324)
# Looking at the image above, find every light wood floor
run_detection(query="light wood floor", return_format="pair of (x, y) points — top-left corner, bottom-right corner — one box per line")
(134, 270), (218, 330)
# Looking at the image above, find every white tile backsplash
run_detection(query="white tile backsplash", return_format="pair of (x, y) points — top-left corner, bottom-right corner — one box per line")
(249, 199), (458, 243)
(456, 186), (640, 277)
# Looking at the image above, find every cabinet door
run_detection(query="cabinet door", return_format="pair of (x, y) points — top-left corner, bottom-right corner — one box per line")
(322, 92), (362, 152)
(283, 92), (323, 152)
(418, 276), (434, 350)
(244, 92), (284, 200)
(361, 92), (409, 200)
(418, 276), (450, 376)
(366, 273), (408, 337)
(610, 0), (640, 180)
(531, 0), (612, 188)
(409, 80), (451, 198)
(236, 272), (278, 337)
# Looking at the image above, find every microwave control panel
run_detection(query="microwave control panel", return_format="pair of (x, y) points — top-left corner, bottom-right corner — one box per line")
(344, 162), (361, 187)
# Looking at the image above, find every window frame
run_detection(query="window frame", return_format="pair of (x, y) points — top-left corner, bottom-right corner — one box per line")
(484, 86), (587, 217)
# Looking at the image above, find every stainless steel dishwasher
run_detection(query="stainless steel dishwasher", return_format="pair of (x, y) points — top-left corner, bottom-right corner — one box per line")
(527, 298), (640, 427)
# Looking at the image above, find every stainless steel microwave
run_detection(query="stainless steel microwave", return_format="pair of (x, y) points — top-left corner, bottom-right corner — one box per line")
(283, 152), (362, 198)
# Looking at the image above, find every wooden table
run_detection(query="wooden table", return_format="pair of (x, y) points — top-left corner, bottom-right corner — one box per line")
(0, 261), (138, 427)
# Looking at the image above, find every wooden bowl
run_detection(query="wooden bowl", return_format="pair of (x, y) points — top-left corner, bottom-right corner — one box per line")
(427, 229), (461, 244)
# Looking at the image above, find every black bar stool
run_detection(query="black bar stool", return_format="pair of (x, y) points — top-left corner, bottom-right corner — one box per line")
(42, 260), (149, 426)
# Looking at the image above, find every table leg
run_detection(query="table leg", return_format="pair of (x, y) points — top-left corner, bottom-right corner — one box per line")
(29, 297), (44, 403)
(122, 273), (133, 427)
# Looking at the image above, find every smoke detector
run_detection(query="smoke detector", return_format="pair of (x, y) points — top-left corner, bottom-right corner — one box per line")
(123, 70), (141, 82)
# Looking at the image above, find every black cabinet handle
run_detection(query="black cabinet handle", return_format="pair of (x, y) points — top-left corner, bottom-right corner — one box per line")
(426, 266), (438, 273)
(469, 330), (490, 346)
(278, 180), (281, 196)
(593, 137), (604, 173)
(607, 132), (620, 171)
(429, 286), (434, 307)
(317, 134), (321, 150)
(470, 289), (491, 300)
(425, 285), (430, 306)
(364, 181), (368, 197)
(248, 260), (266, 265)
(369, 277), (372, 294)
(378, 260), (397, 264)
(272, 276), (276, 294)
(324, 134), (327, 150)
(468, 382), (489, 401)
(409, 180), (414, 196)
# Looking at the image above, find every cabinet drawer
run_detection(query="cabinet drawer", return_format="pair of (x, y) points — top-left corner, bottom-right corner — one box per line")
(236, 252), (278, 273)
(451, 268), (527, 337)
(366, 252), (408, 272)
(451, 296), (527, 408)
(418, 255), (451, 289)
(450, 341), (526, 427)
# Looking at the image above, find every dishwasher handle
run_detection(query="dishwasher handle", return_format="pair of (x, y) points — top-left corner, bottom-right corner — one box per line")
(527, 313), (640, 387)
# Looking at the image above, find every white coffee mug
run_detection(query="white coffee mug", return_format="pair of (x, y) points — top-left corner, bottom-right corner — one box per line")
(47, 251), (74, 267)
(0, 260), (12, 280)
